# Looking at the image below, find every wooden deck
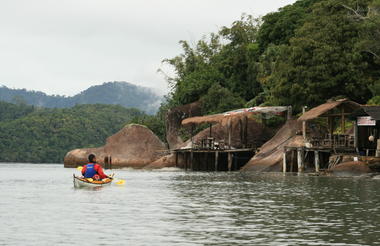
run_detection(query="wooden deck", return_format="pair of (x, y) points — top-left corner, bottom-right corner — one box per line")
(172, 148), (256, 171)
(282, 146), (356, 173)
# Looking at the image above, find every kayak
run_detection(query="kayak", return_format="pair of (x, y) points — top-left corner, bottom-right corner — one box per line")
(73, 174), (113, 188)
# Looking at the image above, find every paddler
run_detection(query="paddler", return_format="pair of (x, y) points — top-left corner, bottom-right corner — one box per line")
(82, 154), (111, 180)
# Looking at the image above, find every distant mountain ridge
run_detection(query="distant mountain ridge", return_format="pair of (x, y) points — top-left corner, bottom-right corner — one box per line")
(0, 81), (162, 114)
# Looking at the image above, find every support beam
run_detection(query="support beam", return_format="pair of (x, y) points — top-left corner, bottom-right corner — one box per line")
(190, 150), (194, 171)
(354, 121), (358, 149)
(297, 148), (304, 173)
(341, 107), (345, 134)
(328, 117), (334, 146)
(283, 151), (287, 173)
(244, 116), (248, 147)
(175, 152), (178, 167)
(215, 151), (219, 171)
(190, 124), (194, 147)
(184, 153), (188, 171)
(302, 106), (307, 140)
(287, 106), (292, 120)
(239, 119), (243, 147)
(228, 118), (232, 149)
(314, 151), (320, 173)
(228, 152), (232, 171)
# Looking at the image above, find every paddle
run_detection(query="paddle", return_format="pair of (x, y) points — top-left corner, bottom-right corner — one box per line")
(76, 166), (125, 185)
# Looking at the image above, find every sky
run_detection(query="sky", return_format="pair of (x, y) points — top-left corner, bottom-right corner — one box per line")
(0, 0), (296, 96)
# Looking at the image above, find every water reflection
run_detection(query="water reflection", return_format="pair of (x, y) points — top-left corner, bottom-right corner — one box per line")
(168, 172), (380, 245)
(1, 164), (380, 245)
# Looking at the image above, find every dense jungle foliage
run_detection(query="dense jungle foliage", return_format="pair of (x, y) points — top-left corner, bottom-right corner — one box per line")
(0, 102), (158, 163)
(163, 0), (380, 114)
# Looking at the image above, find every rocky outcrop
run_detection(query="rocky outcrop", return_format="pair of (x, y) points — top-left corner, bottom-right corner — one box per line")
(241, 119), (304, 172)
(64, 124), (167, 168)
(329, 161), (371, 176)
(144, 154), (177, 169)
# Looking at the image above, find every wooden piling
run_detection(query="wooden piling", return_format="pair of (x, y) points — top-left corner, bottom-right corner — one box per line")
(215, 151), (219, 171)
(314, 150), (320, 172)
(175, 152), (178, 167)
(297, 148), (304, 173)
(302, 107), (307, 140)
(190, 150), (194, 171)
(228, 152), (232, 171)
(184, 153), (188, 171)
(283, 151), (287, 173)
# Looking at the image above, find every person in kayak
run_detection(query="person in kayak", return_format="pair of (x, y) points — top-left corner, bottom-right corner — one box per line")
(81, 154), (111, 180)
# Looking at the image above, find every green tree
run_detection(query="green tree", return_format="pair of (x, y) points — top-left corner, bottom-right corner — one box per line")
(258, 0), (379, 111)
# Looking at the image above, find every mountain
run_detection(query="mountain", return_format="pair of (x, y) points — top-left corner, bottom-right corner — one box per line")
(0, 102), (145, 163)
(0, 81), (162, 114)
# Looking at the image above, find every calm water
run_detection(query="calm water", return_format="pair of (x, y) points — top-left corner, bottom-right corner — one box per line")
(1, 164), (380, 246)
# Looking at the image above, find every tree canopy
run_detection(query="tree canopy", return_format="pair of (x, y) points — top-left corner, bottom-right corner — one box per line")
(164, 0), (380, 114)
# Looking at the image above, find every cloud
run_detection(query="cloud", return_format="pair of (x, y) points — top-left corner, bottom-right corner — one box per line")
(0, 0), (295, 96)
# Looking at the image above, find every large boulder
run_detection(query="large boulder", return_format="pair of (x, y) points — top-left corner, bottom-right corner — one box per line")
(64, 124), (167, 168)
(330, 161), (372, 176)
(241, 119), (304, 172)
(144, 154), (177, 169)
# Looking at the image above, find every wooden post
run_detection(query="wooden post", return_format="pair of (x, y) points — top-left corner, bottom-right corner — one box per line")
(239, 119), (243, 147)
(287, 106), (292, 120)
(297, 148), (304, 173)
(184, 153), (188, 171)
(190, 124), (194, 147)
(228, 152), (232, 171)
(341, 107), (345, 134)
(302, 106), (307, 140)
(283, 150), (287, 173)
(314, 151), (320, 173)
(244, 116), (248, 147)
(209, 123), (212, 138)
(190, 150), (194, 171)
(175, 152), (178, 167)
(354, 120), (358, 149)
(215, 151), (219, 171)
(328, 116), (334, 146)
(228, 118), (232, 149)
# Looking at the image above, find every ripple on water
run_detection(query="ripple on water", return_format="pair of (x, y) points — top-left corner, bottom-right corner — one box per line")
(0, 164), (380, 245)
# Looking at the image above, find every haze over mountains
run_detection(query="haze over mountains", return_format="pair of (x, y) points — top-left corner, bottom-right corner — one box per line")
(0, 81), (162, 114)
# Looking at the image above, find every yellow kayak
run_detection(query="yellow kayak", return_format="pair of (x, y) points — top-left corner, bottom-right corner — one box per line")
(73, 174), (113, 188)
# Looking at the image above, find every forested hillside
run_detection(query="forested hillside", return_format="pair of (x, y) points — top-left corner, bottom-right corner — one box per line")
(0, 102), (148, 163)
(163, 0), (380, 115)
(0, 81), (162, 114)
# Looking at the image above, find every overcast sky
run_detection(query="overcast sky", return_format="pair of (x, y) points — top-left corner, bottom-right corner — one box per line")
(0, 0), (295, 96)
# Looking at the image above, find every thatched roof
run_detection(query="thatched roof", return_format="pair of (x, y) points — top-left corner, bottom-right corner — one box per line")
(298, 99), (361, 121)
(350, 106), (380, 121)
(182, 106), (289, 126)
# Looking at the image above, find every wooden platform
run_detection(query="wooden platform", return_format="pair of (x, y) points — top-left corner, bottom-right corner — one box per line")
(283, 146), (356, 173)
(172, 148), (256, 171)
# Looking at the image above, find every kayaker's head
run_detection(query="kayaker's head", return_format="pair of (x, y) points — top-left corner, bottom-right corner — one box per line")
(88, 154), (96, 163)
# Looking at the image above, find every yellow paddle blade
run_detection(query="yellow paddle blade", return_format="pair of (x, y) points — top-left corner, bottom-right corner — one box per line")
(77, 166), (83, 171)
(115, 179), (125, 185)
